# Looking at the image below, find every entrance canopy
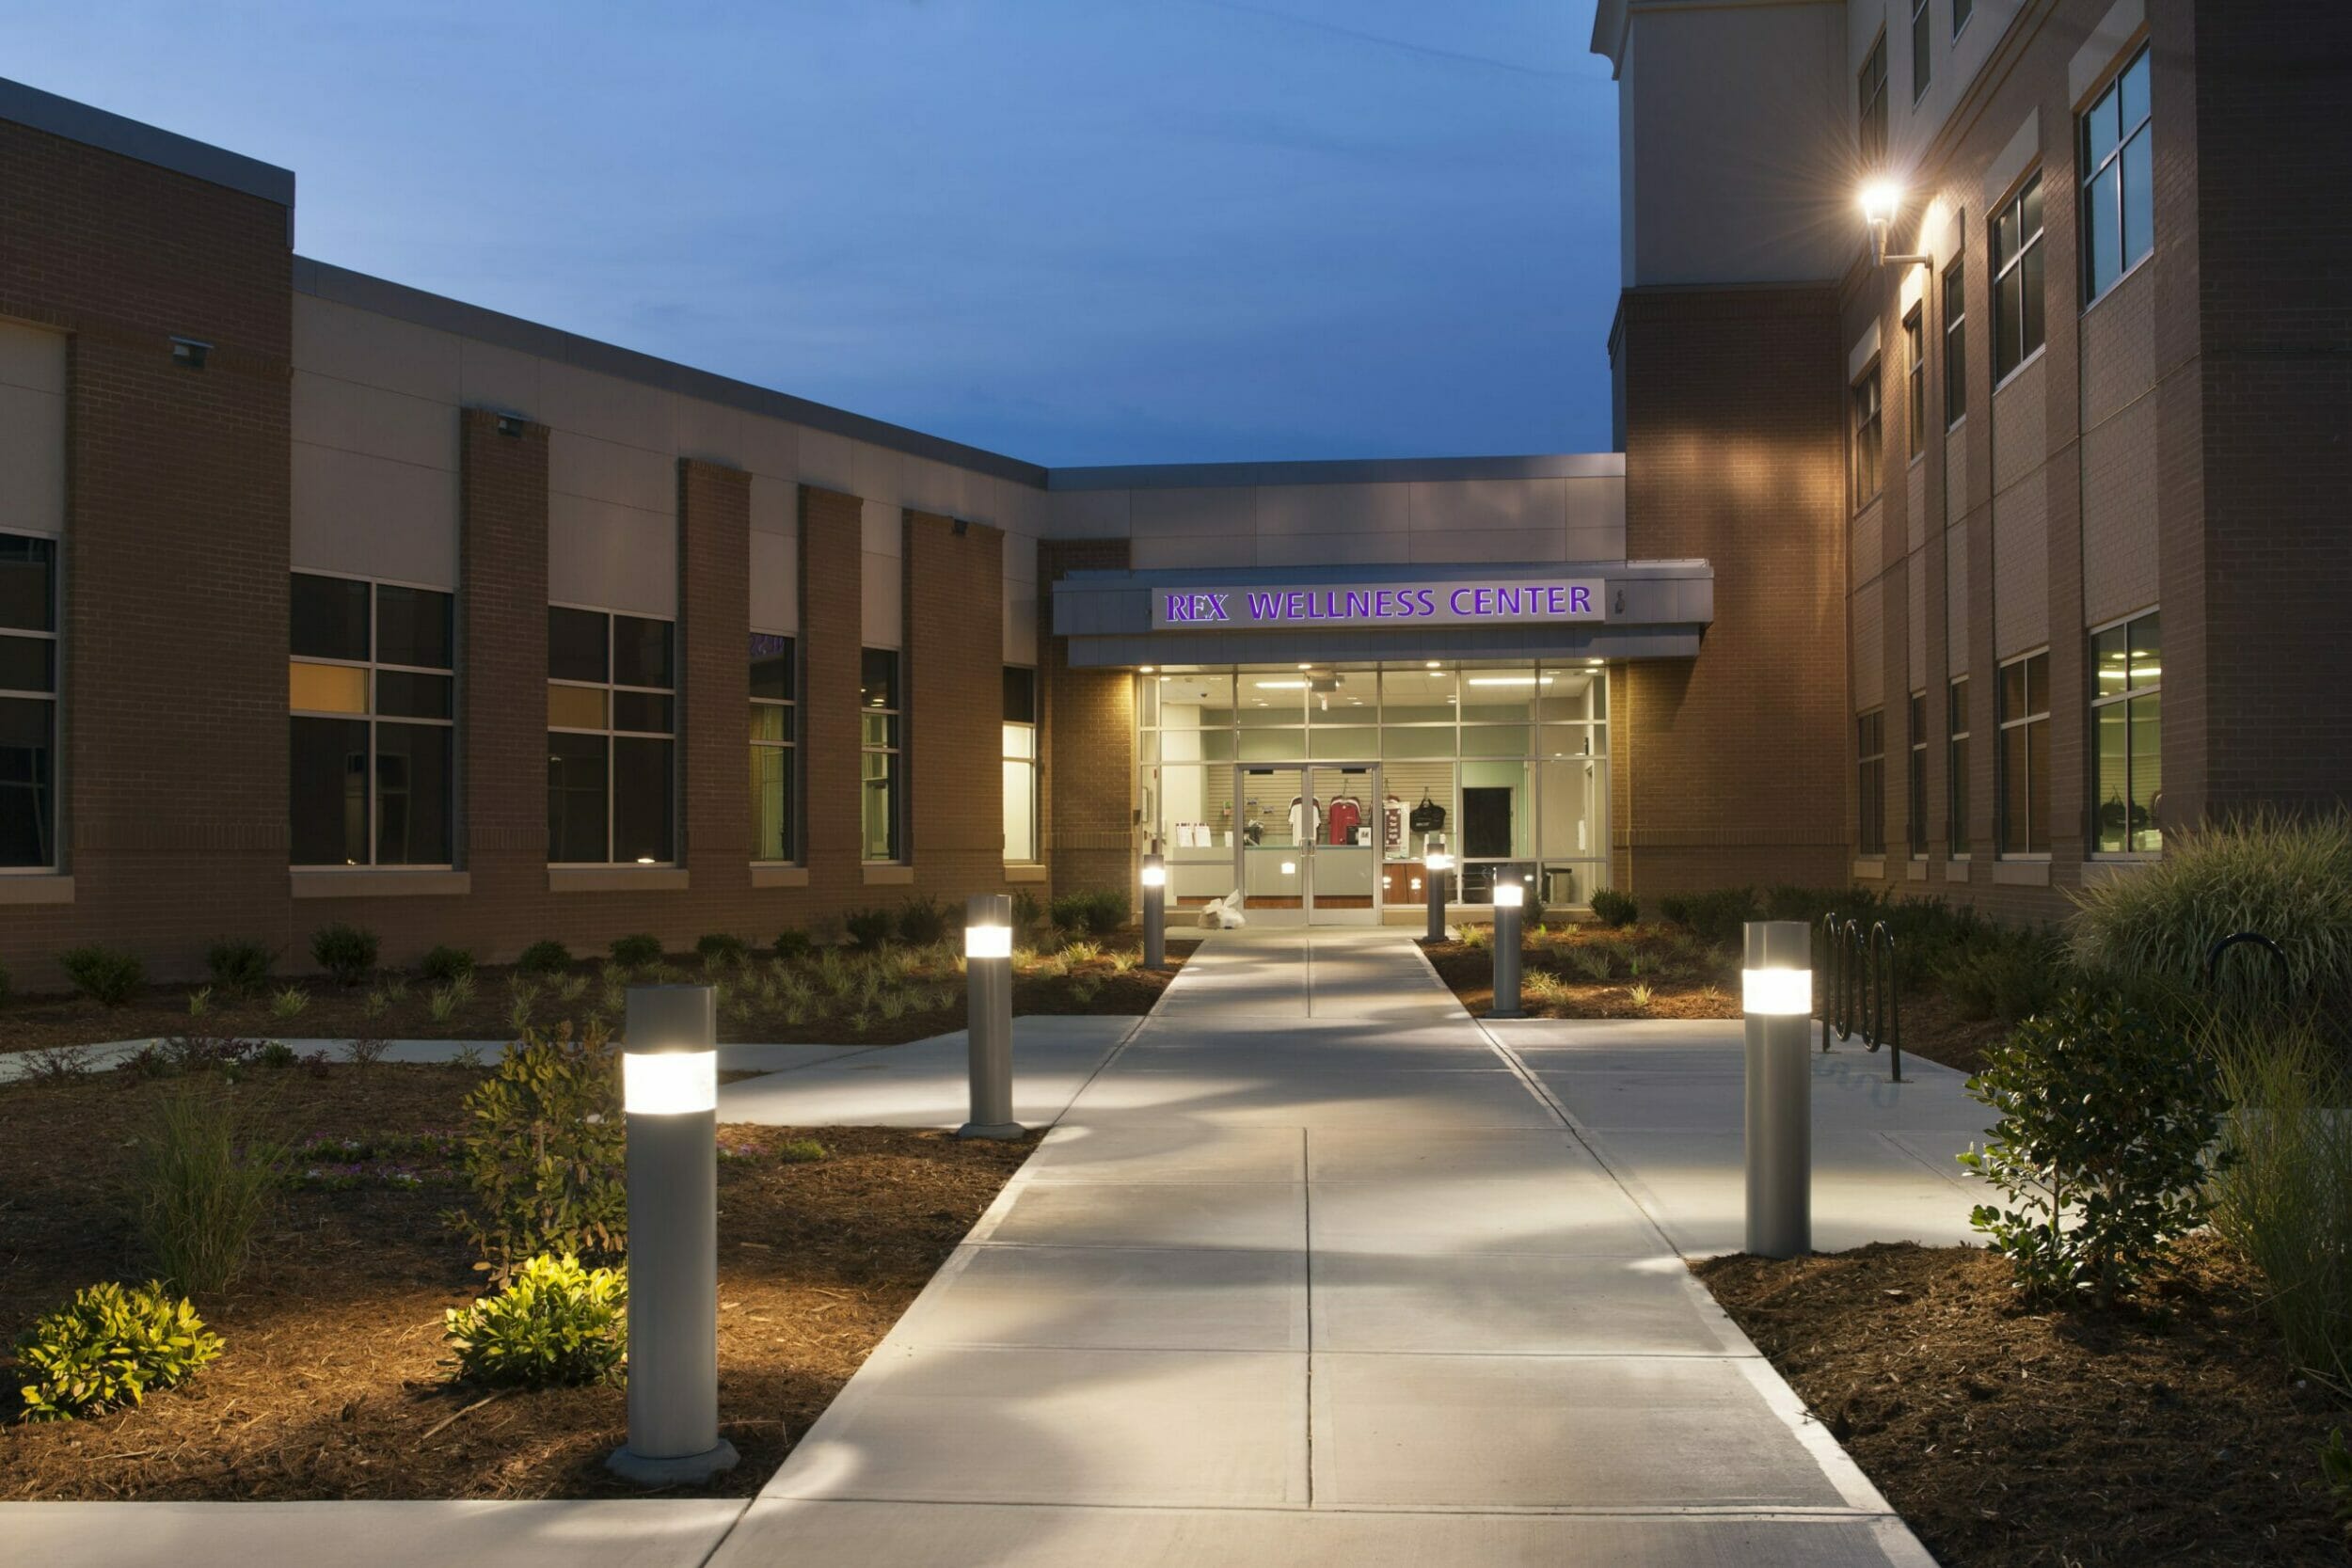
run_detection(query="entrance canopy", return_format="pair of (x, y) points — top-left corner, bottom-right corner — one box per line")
(1053, 560), (1712, 669)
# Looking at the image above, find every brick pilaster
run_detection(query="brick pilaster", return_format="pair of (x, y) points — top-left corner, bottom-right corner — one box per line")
(904, 509), (1004, 896)
(798, 486), (864, 906)
(458, 409), (550, 955)
(680, 460), (752, 895)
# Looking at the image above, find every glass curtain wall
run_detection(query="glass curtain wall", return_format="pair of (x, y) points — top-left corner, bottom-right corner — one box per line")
(1137, 663), (1610, 914)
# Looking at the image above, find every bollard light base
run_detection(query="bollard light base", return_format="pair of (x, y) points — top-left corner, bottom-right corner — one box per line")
(605, 1437), (740, 1488)
(957, 1119), (1026, 1142)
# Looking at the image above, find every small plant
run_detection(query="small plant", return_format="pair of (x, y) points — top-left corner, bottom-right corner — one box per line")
(1589, 888), (1639, 929)
(556, 973), (590, 1004)
(1960, 990), (2228, 1307)
(269, 986), (310, 1023)
(57, 944), (144, 1006)
(345, 1033), (391, 1069)
(186, 986), (213, 1020)
(516, 940), (572, 976)
(1569, 948), (1614, 983)
(427, 984), (463, 1024)
(361, 988), (391, 1022)
(694, 932), (750, 970)
(204, 938), (275, 998)
(136, 1085), (285, 1295)
(444, 1022), (627, 1278)
(442, 1253), (627, 1389)
(848, 1007), (874, 1033)
(310, 922), (379, 987)
(772, 928), (812, 961)
(609, 933), (663, 969)
(1009, 890), (1043, 934)
(10, 1281), (225, 1422)
(1627, 981), (1655, 1008)
(895, 895), (951, 947)
(2320, 1429), (2352, 1522)
(776, 1137), (828, 1163)
(1938, 933), (2064, 1024)
(1457, 924), (1491, 952)
(420, 944), (475, 984)
(258, 1040), (298, 1070)
(20, 1043), (96, 1084)
(1069, 976), (1103, 1006)
(507, 995), (534, 1034)
(843, 908), (893, 950)
(1062, 939), (1103, 966)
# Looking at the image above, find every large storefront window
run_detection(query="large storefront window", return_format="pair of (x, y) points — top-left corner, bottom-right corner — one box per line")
(1137, 662), (1610, 915)
(292, 572), (454, 867)
(548, 605), (675, 865)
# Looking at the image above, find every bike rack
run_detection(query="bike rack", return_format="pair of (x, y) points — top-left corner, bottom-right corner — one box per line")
(1817, 911), (1903, 1082)
(2204, 930), (2289, 998)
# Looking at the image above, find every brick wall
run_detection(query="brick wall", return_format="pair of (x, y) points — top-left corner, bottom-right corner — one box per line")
(1039, 539), (1135, 898)
(798, 485), (865, 919)
(680, 459), (753, 904)
(903, 509), (1007, 906)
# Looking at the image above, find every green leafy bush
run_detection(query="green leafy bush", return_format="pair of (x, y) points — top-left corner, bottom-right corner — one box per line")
(1660, 887), (1760, 948)
(443, 1022), (626, 1278)
(2069, 810), (2352, 1022)
(310, 923), (379, 986)
(776, 1137), (828, 1164)
(516, 939), (573, 976)
(1009, 890), (1043, 933)
(1050, 888), (1129, 937)
(843, 908), (894, 950)
(1936, 929), (2065, 1024)
(608, 933), (662, 968)
(1590, 888), (1639, 928)
(11, 1281), (224, 1422)
(442, 1253), (627, 1389)
(772, 928), (812, 961)
(57, 944), (144, 1006)
(204, 938), (275, 997)
(421, 944), (476, 984)
(136, 1084), (285, 1295)
(895, 895), (951, 947)
(694, 932), (749, 969)
(1959, 990), (2228, 1306)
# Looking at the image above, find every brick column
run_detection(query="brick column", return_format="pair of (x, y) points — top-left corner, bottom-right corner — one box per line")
(459, 408), (549, 957)
(799, 486), (864, 908)
(680, 460), (752, 898)
(904, 509), (1005, 897)
(1039, 539), (1136, 898)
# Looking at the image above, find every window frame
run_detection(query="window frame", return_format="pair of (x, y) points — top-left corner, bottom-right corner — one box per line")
(2079, 43), (2154, 307)
(1857, 707), (1887, 857)
(1991, 174), (2047, 387)
(1903, 307), (1926, 462)
(1947, 674), (1972, 858)
(0, 531), (60, 873)
(289, 569), (457, 870)
(1952, 0), (1974, 38)
(749, 630), (798, 864)
(1858, 31), (1889, 167)
(1910, 0), (1932, 103)
(1002, 665), (1040, 865)
(1907, 690), (1929, 858)
(1851, 360), (1884, 507)
(546, 602), (677, 867)
(2090, 608), (2162, 858)
(859, 646), (904, 863)
(1942, 257), (1968, 428)
(1995, 649), (2051, 858)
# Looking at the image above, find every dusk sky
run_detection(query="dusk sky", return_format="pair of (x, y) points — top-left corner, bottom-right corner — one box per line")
(8, 2), (1620, 466)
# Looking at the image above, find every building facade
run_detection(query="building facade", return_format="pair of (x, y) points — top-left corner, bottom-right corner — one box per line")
(1, 0), (2344, 982)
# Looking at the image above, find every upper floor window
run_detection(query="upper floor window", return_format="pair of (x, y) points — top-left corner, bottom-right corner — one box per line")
(2081, 46), (2153, 303)
(1911, 0), (1932, 101)
(1857, 708), (1886, 855)
(1004, 667), (1039, 863)
(1942, 259), (1968, 425)
(1851, 363), (1884, 505)
(1859, 32), (1889, 166)
(1904, 308), (1926, 460)
(1996, 650), (2050, 856)
(1992, 176), (2046, 381)
(0, 534), (58, 869)
(860, 648), (903, 863)
(1947, 675), (1972, 857)
(290, 573), (453, 867)
(1907, 690), (1929, 856)
(2091, 610), (2162, 855)
(750, 633), (797, 863)
(1953, 0), (1974, 36)
(548, 606), (674, 865)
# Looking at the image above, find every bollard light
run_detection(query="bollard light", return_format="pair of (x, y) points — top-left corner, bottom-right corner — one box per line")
(1742, 921), (1814, 1259)
(1423, 834), (1453, 944)
(1489, 878), (1525, 1019)
(960, 894), (1023, 1141)
(1140, 849), (1167, 970)
(607, 985), (739, 1486)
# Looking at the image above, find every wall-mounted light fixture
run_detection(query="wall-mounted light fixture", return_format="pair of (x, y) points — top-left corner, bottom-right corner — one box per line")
(1860, 182), (1933, 271)
(496, 414), (526, 437)
(169, 337), (211, 370)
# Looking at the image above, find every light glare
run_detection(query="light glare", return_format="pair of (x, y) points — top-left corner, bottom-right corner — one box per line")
(1743, 968), (1813, 1015)
(623, 1050), (717, 1115)
(965, 925), (1012, 959)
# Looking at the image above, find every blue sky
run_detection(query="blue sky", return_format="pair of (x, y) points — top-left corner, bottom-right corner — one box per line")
(8, 2), (1620, 466)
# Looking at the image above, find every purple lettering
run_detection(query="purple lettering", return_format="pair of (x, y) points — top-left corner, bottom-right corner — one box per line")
(1499, 587), (1521, 616)
(1285, 592), (1306, 619)
(1473, 588), (1494, 616)
(1451, 587), (1475, 616)
(1206, 594), (1230, 620)
(1547, 586), (1565, 615)
(1246, 592), (1279, 620)
(1570, 584), (1593, 615)
(1414, 589), (1438, 617)
(1375, 590), (1396, 617)
(1165, 594), (1190, 623)
(1345, 591), (1371, 619)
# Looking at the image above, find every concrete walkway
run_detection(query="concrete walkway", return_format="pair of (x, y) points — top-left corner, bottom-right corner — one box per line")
(707, 929), (1938, 1566)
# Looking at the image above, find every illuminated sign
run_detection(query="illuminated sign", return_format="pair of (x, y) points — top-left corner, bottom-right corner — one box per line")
(1150, 579), (1606, 631)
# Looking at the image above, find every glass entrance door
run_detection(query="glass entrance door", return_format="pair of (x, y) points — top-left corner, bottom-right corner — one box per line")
(1234, 763), (1380, 926)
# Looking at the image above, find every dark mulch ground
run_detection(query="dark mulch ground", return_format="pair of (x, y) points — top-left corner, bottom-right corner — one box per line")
(0, 1064), (1032, 1499)
(1697, 1238), (2352, 1567)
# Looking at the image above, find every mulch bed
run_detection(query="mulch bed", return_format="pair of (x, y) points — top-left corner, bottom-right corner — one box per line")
(1697, 1238), (2352, 1566)
(0, 1063), (1033, 1499)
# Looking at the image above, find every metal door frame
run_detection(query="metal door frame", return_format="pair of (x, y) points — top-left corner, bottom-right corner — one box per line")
(1232, 761), (1381, 926)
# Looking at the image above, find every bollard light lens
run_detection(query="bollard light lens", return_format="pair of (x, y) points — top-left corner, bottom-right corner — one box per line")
(1742, 968), (1813, 1015)
(1493, 881), (1524, 909)
(623, 1050), (717, 1115)
(965, 924), (1012, 960)
(1140, 864), (1167, 888)
(1426, 852), (1453, 872)
(1279, 861), (1296, 875)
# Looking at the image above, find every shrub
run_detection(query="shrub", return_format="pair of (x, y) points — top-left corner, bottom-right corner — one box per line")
(896, 895), (951, 947)
(1590, 888), (1639, 928)
(1960, 990), (2228, 1307)
(204, 938), (275, 998)
(258, 1040), (298, 1070)
(442, 1252), (627, 1389)
(443, 1021), (626, 1278)
(11, 1281), (224, 1422)
(608, 933), (662, 969)
(1050, 887), (1129, 937)
(1937, 930), (2064, 1024)
(310, 923), (378, 986)
(694, 932), (749, 970)
(0, 961), (9, 1005)
(776, 1137), (828, 1164)
(2069, 809), (2352, 1022)
(772, 928), (812, 961)
(135, 1084), (285, 1295)
(843, 908), (894, 950)
(1009, 890), (1043, 933)
(516, 939), (573, 976)
(421, 944), (476, 984)
(57, 944), (144, 1006)
(1661, 887), (1760, 948)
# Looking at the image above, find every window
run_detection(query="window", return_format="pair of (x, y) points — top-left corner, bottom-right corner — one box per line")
(750, 633), (796, 863)
(1904, 308), (1926, 460)
(860, 648), (902, 862)
(1942, 259), (1968, 426)
(1851, 364), (1884, 504)
(1992, 175), (2046, 380)
(1947, 676), (1971, 856)
(547, 606), (675, 864)
(1858, 32), (1888, 166)
(1003, 667), (1038, 863)
(0, 534), (57, 869)
(1857, 708), (1886, 855)
(1953, 0), (1973, 35)
(2081, 46), (2153, 302)
(1911, 0), (1931, 101)
(290, 573), (453, 867)
(1907, 691), (1929, 856)
(2091, 610), (2161, 854)
(1996, 651), (2049, 855)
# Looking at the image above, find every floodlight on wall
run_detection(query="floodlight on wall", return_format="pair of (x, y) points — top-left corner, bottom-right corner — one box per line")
(169, 337), (211, 370)
(1860, 182), (1933, 270)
